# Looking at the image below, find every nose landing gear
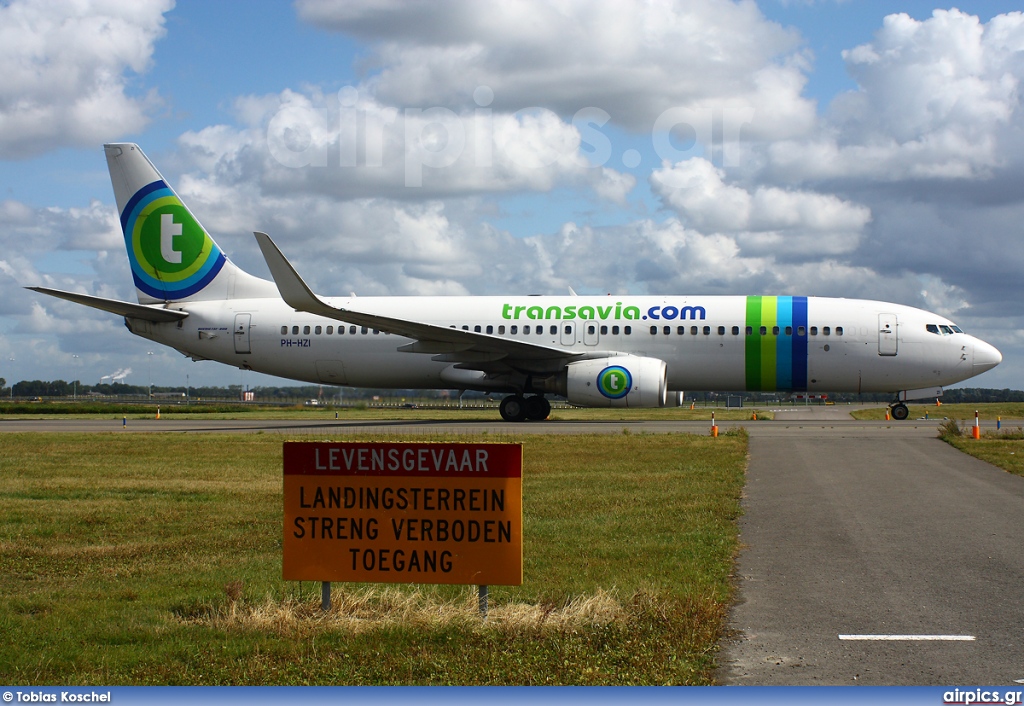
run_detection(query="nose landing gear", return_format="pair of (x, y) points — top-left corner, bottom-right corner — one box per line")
(889, 402), (910, 420)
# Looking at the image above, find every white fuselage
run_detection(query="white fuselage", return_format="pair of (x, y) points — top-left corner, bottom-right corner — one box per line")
(128, 294), (998, 395)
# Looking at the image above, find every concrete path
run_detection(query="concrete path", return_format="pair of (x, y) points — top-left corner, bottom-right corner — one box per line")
(719, 434), (1024, 685)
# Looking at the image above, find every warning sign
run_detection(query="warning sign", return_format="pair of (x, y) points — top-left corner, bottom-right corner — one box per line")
(283, 442), (523, 585)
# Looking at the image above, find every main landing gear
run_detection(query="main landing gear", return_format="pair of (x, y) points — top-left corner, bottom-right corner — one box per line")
(889, 401), (910, 421)
(499, 394), (552, 422)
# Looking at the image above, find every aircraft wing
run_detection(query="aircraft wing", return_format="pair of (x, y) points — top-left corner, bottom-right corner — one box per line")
(25, 287), (189, 323)
(254, 232), (584, 369)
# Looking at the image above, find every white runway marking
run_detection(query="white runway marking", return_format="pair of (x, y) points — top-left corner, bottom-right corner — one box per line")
(839, 634), (976, 641)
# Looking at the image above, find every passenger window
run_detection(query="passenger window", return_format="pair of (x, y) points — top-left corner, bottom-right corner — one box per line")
(612, 325), (620, 335)
(745, 326), (753, 336)
(703, 326), (711, 335)
(281, 326), (287, 335)
(772, 326), (779, 336)
(600, 325), (607, 335)
(510, 325), (518, 334)
(462, 325), (469, 331)
(360, 327), (368, 334)
(349, 326), (357, 334)
(732, 326), (739, 335)
(810, 326), (818, 335)
(373, 329), (380, 335)
(588, 325), (596, 335)
(797, 326), (805, 336)
(664, 326), (671, 335)
(303, 325), (310, 335)
(524, 325), (531, 334)
(292, 326), (299, 335)
(474, 325), (481, 333)
(677, 326), (685, 335)
(691, 326), (698, 335)
(315, 325), (322, 335)
(759, 326), (767, 335)
(549, 325), (556, 335)
(326, 326), (333, 334)
(717, 326), (725, 335)
(486, 325), (493, 334)
(539, 327), (545, 336)
(498, 325), (505, 334)
(650, 326), (658, 335)
(823, 326), (831, 336)
(624, 326), (632, 335)
(836, 326), (844, 336)
(785, 326), (792, 336)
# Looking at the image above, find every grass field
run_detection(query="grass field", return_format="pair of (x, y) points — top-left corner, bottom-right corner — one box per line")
(0, 431), (747, 685)
(937, 420), (1024, 478)
(0, 402), (771, 422)
(851, 402), (1024, 421)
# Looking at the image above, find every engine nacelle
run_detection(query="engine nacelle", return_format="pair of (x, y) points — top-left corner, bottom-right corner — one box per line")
(564, 356), (667, 408)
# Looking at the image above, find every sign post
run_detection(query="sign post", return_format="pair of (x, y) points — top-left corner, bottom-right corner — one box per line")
(283, 442), (523, 609)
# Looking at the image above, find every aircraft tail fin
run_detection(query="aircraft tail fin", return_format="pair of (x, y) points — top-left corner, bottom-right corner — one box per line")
(104, 143), (275, 303)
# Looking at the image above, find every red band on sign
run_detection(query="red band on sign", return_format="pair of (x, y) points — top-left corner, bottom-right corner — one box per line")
(283, 442), (522, 478)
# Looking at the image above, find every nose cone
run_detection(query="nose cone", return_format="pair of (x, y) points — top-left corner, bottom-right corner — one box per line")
(974, 339), (1002, 374)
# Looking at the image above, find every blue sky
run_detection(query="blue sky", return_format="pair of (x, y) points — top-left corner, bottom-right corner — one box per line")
(1, 0), (1022, 391)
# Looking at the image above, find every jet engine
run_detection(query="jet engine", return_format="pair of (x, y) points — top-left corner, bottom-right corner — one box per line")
(561, 356), (668, 408)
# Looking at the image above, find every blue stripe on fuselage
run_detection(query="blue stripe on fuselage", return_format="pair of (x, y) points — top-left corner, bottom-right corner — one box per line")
(791, 296), (808, 391)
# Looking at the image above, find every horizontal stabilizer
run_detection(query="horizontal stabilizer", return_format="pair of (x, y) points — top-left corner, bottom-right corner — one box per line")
(26, 287), (189, 323)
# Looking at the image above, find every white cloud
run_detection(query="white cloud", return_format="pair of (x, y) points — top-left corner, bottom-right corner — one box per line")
(0, 0), (172, 159)
(176, 89), (636, 205)
(296, 0), (816, 139)
(0, 198), (127, 317)
(768, 8), (1024, 182)
(651, 158), (871, 259)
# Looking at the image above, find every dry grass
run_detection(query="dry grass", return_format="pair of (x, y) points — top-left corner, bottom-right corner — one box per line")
(180, 586), (637, 635)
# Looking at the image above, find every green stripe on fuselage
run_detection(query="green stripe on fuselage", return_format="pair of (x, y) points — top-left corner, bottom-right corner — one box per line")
(745, 296), (762, 390)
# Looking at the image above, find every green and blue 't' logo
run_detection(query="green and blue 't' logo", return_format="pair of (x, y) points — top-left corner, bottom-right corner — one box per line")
(597, 365), (632, 400)
(120, 180), (225, 300)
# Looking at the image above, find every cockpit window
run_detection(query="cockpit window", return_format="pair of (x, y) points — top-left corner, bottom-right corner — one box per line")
(940, 325), (954, 335)
(951, 325), (964, 333)
(926, 324), (940, 334)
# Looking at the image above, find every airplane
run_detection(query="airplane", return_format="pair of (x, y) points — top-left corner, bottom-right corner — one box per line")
(28, 143), (1002, 422)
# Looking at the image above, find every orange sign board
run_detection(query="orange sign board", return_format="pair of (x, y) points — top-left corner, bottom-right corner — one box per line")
(283, 442), (523, 585)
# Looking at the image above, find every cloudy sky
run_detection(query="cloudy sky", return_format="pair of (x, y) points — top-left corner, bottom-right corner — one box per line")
(1, 0), (1022, 391)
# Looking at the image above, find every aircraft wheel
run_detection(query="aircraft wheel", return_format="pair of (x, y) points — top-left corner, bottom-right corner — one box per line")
(524, 395), (551, 421)
(890, 402), (910, 421)
(499, 395), (528, 422)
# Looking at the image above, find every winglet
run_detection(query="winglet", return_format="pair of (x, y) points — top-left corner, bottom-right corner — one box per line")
(253, 231), (334, 316)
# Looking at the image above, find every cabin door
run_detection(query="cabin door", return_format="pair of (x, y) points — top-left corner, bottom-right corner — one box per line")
(234, 313), (252, 354)
(878, 313), (898, 356)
